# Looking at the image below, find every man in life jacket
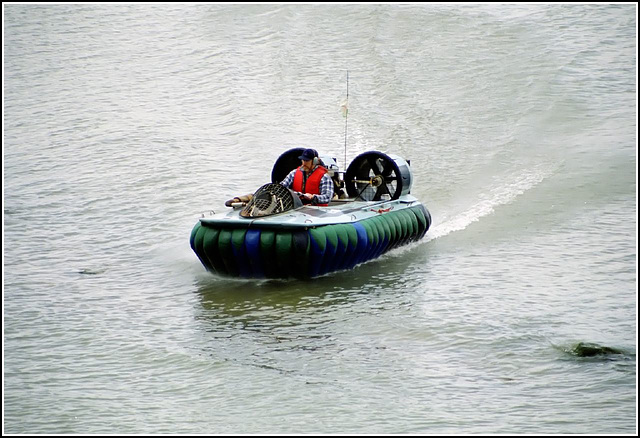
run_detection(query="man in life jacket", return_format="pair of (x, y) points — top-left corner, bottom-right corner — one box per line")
(279, 148), (334, 206)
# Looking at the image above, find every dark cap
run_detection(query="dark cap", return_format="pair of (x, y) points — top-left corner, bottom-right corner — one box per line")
(298, 148), (317, 161)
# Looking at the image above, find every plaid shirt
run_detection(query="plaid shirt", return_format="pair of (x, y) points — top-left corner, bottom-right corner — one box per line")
(280, 166), (334, 205)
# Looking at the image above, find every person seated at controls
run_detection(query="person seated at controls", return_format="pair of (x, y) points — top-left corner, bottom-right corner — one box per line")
(280, 148), (334, 206)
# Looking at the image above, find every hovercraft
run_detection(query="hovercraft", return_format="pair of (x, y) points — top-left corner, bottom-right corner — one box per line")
(190, 148), (431, 279)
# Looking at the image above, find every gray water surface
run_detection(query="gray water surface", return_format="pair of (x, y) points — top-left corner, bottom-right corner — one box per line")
(3, 4), (636, 434)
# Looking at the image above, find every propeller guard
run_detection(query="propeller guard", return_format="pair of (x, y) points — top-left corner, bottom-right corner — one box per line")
(345, 151), (413, 201)
(240, 183), (303, 218)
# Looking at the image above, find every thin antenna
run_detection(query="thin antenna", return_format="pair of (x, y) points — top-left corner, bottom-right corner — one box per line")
(343, 70), (349, 170)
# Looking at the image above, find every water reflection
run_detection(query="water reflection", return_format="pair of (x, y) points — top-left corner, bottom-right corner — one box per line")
(190, 254), (425, 376)
(193, 248), (425, 321)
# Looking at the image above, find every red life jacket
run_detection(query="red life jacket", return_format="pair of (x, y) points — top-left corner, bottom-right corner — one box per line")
(292, 166), (329, 206)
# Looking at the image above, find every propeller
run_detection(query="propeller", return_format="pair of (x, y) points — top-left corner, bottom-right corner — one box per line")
(345, 151), (407, 201)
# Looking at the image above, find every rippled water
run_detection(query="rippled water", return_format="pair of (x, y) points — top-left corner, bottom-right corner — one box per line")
(3, 4), (636, 434)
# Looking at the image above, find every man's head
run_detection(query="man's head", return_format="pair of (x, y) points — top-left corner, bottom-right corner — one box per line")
(298, 148), (318, 172)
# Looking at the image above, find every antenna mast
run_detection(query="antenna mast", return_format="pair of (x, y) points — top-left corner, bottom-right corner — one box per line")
(343, 70), (349, 170)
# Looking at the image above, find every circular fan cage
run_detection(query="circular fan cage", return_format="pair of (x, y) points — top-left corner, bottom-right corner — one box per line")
(345, 151), (413, 201)
(271, 148), (306, 184)
(240, 183), (302, 218)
